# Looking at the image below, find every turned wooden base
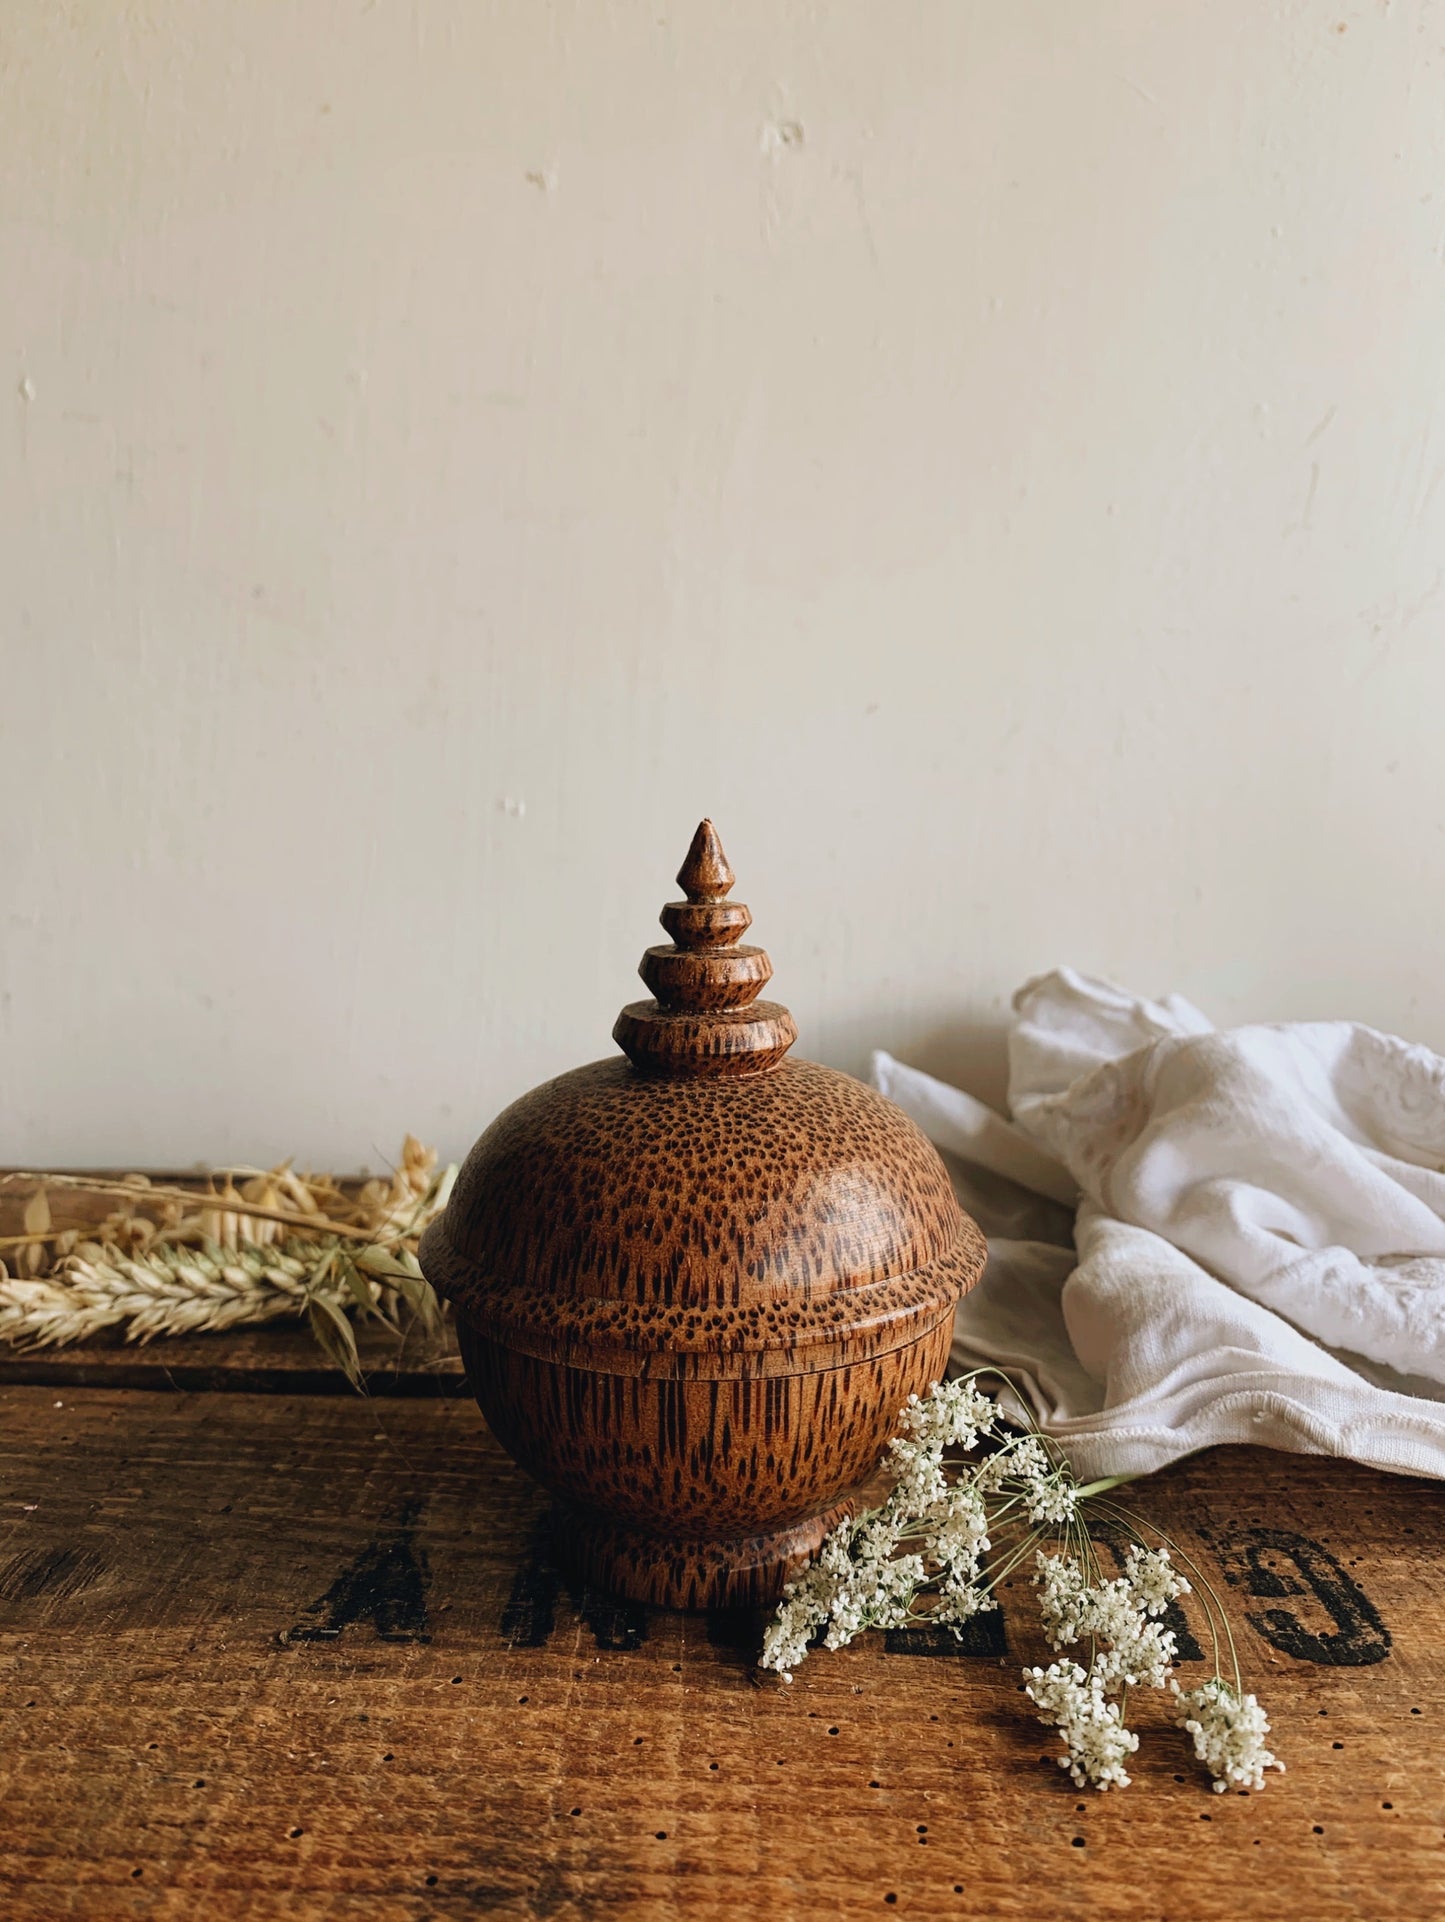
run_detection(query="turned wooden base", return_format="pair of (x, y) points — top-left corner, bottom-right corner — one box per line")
(553, 1495), (858, 1611)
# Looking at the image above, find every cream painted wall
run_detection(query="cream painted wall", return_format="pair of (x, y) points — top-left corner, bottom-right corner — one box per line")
(3, 1), (1445, 1167)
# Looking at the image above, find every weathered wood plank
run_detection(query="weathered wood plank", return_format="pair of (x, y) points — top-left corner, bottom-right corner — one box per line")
(0, 1318), (465, 1396)
(1, 1384), (1442, 1919)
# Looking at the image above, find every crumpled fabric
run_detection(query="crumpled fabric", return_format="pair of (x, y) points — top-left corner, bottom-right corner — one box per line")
(873, 968), (1445, 1482)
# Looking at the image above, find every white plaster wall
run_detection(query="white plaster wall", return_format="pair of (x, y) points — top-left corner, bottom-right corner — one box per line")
(3, 1), (1444, 1167)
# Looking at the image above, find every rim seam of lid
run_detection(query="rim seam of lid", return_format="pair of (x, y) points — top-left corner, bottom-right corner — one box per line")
(419, 1216), (986, 1375)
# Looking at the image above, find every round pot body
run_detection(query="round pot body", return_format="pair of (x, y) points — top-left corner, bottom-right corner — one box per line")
(421, 1054), (985, 1608)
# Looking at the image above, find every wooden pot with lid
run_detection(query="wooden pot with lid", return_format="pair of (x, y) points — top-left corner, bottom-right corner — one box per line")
(420, 822), (986, 1608)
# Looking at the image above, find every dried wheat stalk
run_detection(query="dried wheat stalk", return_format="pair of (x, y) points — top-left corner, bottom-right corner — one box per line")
(0, 1137), (456, 1386)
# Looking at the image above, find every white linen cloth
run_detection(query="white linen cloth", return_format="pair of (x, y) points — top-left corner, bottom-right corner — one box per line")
(873, 968), (1445, 1482)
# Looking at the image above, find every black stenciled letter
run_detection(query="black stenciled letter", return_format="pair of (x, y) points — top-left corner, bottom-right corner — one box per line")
(499, 1512), (649, 1651)
(290, 1497), (431, 1644)
(884, 1613), (1009, 1659)
(500, 1518), (562, 1648)
(1219, 1527), (1391, 1667)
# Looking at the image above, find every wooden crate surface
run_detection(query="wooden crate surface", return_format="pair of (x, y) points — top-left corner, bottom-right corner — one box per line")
(1, 1333), (1443, 1920)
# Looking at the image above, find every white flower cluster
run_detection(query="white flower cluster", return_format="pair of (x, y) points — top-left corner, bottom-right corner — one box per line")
(759, 1564), (837, 1680)
(1024, 1660), (1140, 1790)
(1174, 1678), (1284, 1793)
(1002, 1436), (1079, 1524)
(760, 1379), (1001, 1680)
(893, 1375), (996, 1454)
(1124, 1542), (1190, 1613)
(971, 1432), (1077, 1524)
(1035, 1548), (1186, 1691)
(758, 1372), (1283, 1802)
(1027, 1549), (1189, 1783)
(759, 1527), (934, 1681)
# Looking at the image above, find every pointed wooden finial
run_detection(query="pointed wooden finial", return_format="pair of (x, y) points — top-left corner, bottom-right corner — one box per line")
(676, 820), (735, 902)
(613, 821), (796, 1076)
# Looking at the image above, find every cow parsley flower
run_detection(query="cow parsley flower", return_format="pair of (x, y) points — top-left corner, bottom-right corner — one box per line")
(894, 1377), (997, 1454)
(925, 1483), (991, 1574)
(1174, 1678), (1284, 1793)
(819, 1549), (926, 1648)
(933, 1578), (997, 1628)
(1034, 1552), (1091, 1646)
(760, 1564), (835, 1680)
(984, 1433), (1079, 1524)
(1033, 1552), (1179, 1690)
(1124, 1544), (1190, 1615)
(885, 1439), (950, 1515)
(758, 1367), (1283, 1800)
(1095, 1613), (1177, 1692)
(1024, 1661), (1139, 1790)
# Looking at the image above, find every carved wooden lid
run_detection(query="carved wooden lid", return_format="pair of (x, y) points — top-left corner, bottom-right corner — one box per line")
(420, 823), (985, 1380)
(612, 819), (798, 1076)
